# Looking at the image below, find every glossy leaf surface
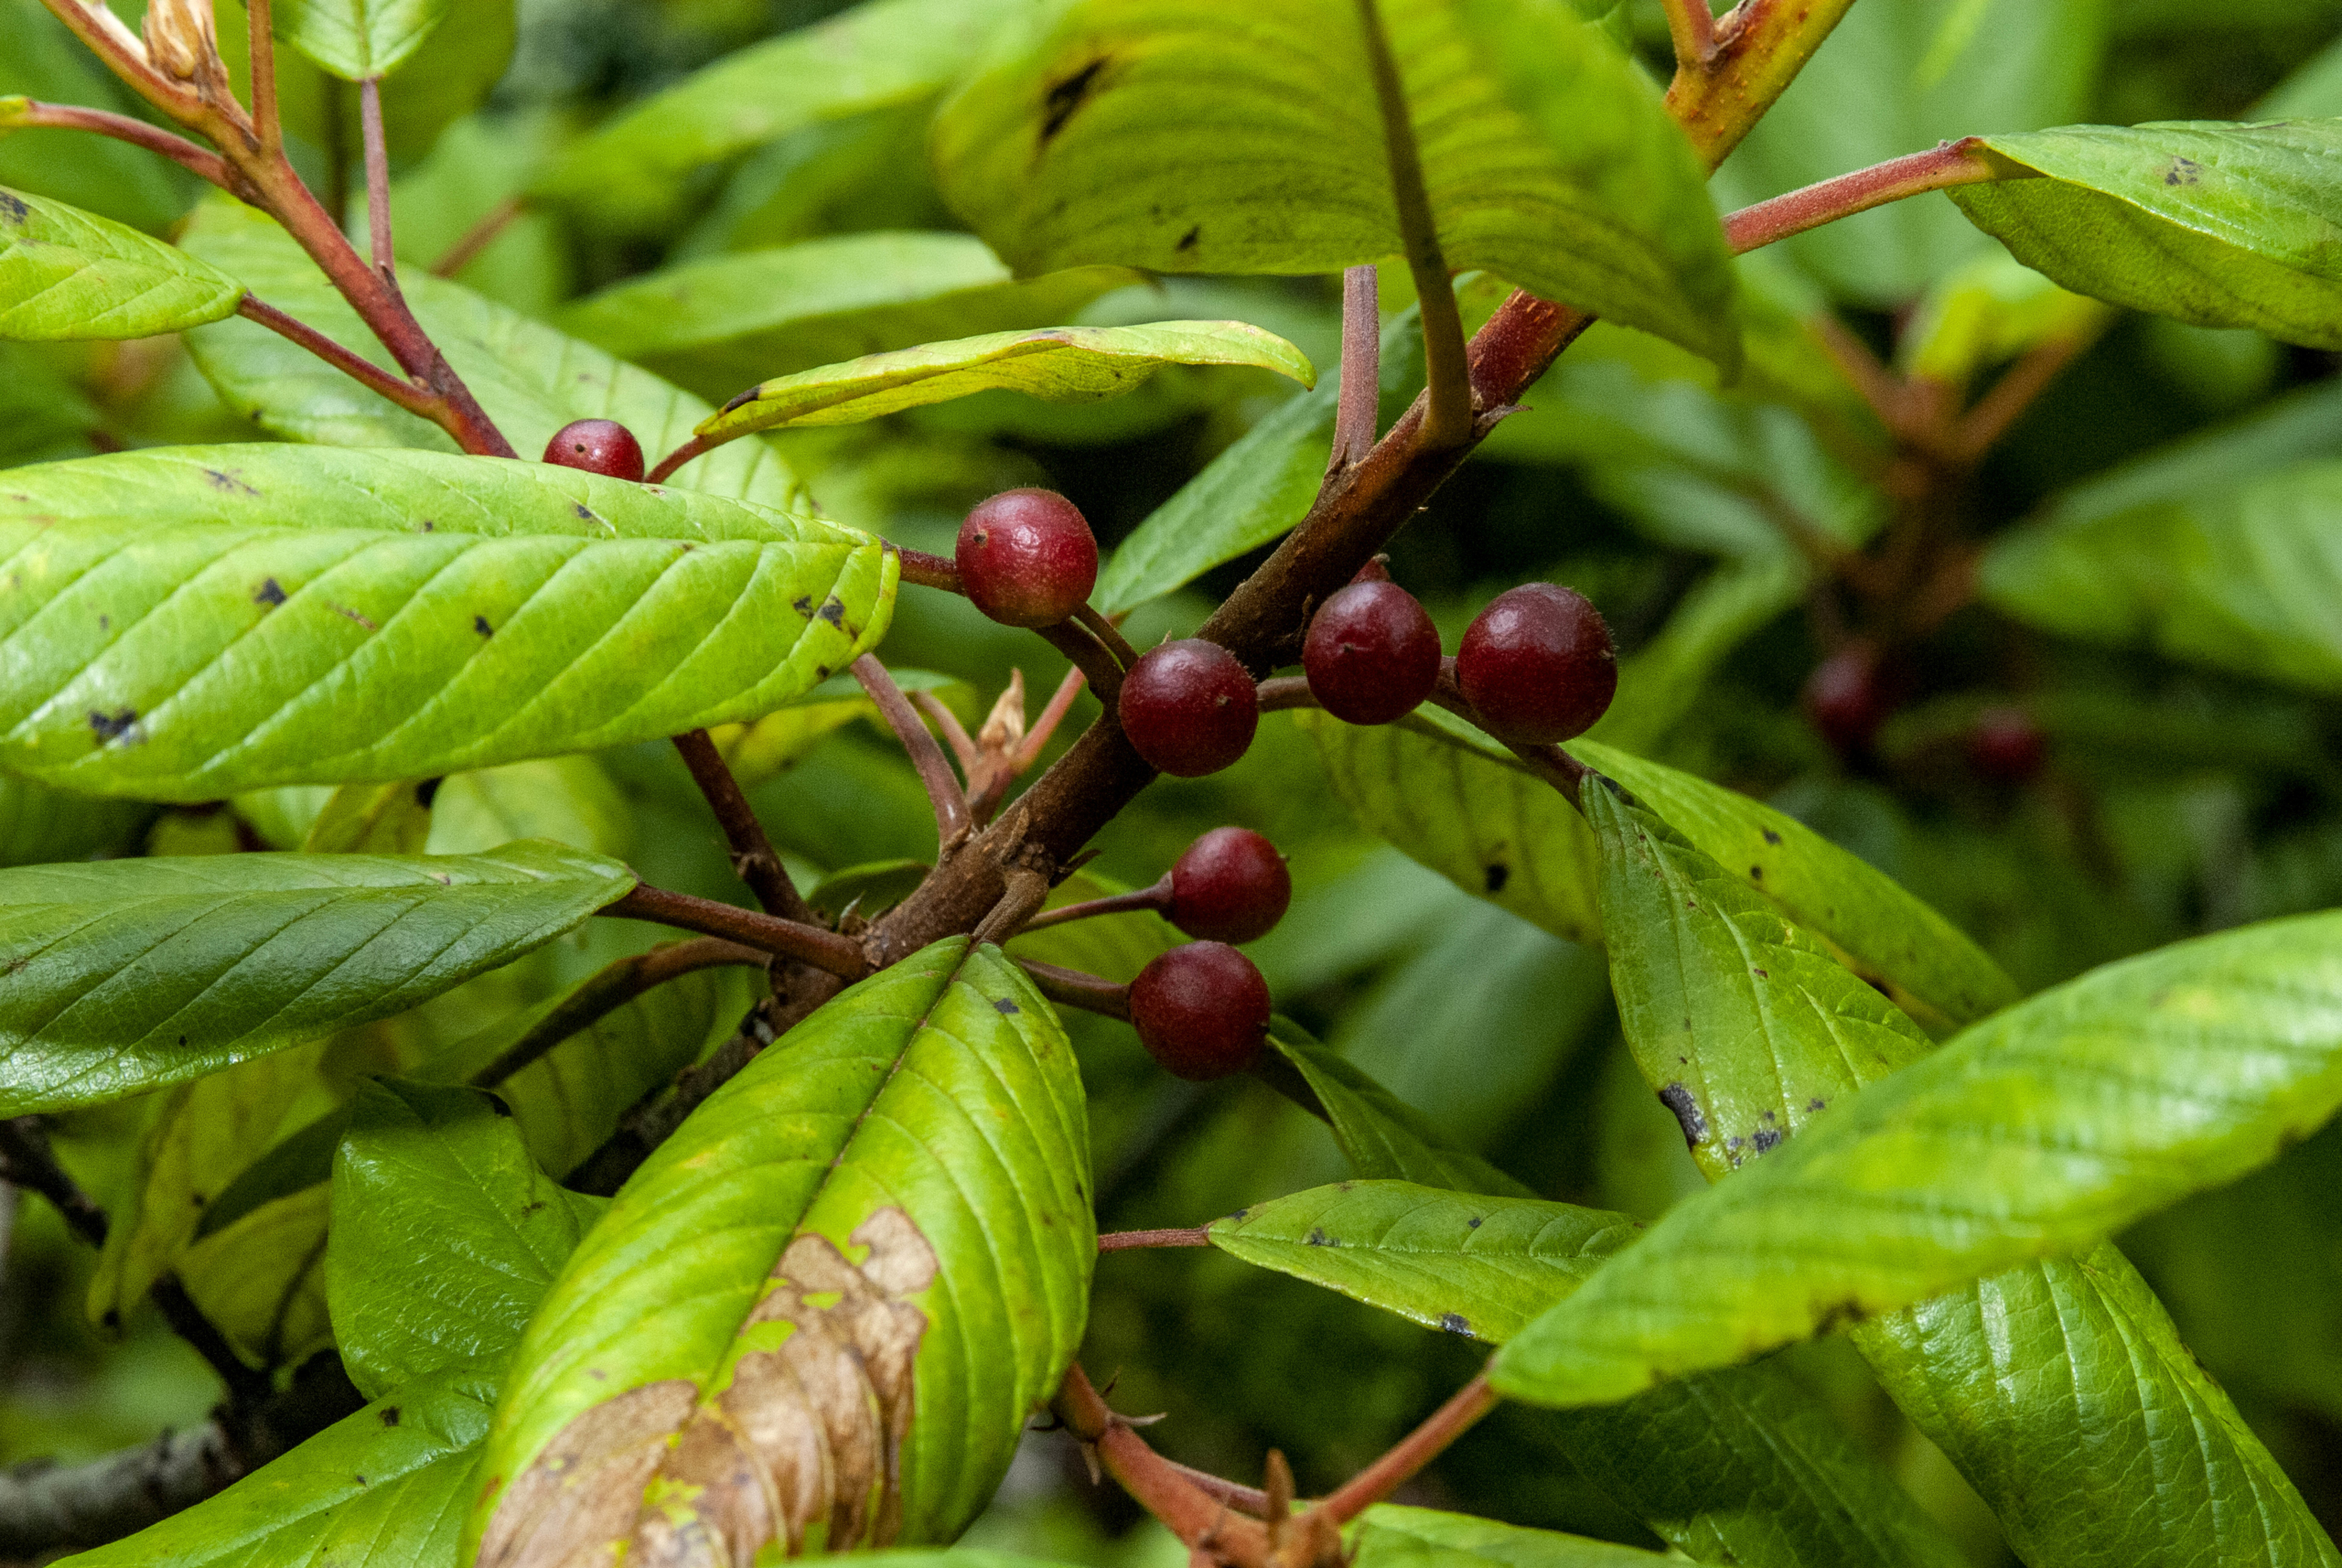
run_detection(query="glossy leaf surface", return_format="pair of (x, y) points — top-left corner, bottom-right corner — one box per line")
(278, 0), (454, 78)
(0, 184), (242, 339)
(1211, 1181), (1638, 1343)
(1497, 888), (2342, 1405)
(177, 198), (803, 507)
(1955, 120), (2342, 349)
(56, 1370), (495, 1568)
(0, 445), (894, 797)
(1550, 774), (2338, 1564)
(529, 0), (1033, 227)
(1982, 459), (2342, 696)
(0, 842), (632, 1115)
(330, 1080), (603, 1399)
(933, 0), (1739, 366)
(1352, 1504), (1668, 1568)
(1268, 1023), (1532, 1199)
(468, 939), (1092, 1563)
(697, 320), (1313, 439)
(558, 231), (1135, 401)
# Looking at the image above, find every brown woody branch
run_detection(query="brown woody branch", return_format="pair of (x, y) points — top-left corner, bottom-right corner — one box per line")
(671, 729), (814, 921)
(603, 885), (867, 979)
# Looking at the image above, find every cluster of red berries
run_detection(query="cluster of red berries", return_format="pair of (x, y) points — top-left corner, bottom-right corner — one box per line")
(1128, 826), (1288, 1080)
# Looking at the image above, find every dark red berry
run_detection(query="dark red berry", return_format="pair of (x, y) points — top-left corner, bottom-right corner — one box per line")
(1169, 827), (1291, 944)
(1304, 579), (1442, 725)
(1118, 639), (1259, 777)
(955, 488), (1098, 628)
(1129, 941), (1273, 1080)
(1803, 642), (1890, 757)
(1455, 583), (1617, 744)
(543, 419), (645, 482)
(1969, 706), (2047, 785)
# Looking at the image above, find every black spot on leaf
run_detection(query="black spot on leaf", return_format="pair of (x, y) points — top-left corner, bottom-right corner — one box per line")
(0, 192), (27, 223)
(1042, 58), (1109, 143)
(380, 1406), (401, 1426)
(575, 504), (596, 521)
(203, 467), (258, 496)
(1761, 828), (1782, 845)
(817, 596), (846, 626)
(1752, 1127), (1781, 1154)
(1752, 967), (1769, 979)
(1749, 864), (1763, 880)
(2165, 156), (2201, 186)
(1657, 1082), (1706, 1146)
(1484, 863), (1509, 893)
(993, 997), (1021, 1015)
(1176, 225), (1201, 252)
(88, 707), (137, 744)
(1438, 1313), (1473, 1337)
(792, 595), (815, 618)
(1305, 1226), (1333, 1247)
(254, 577), (286, 607)
(1809, 1098), (1825, 1112)
(474, 614), (493, 637)
(721, 385), (761, 414)
(1466, 1216), (1482, 1229)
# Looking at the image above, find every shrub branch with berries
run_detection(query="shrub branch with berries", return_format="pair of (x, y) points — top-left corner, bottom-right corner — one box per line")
(3, 1), (2341, 1565)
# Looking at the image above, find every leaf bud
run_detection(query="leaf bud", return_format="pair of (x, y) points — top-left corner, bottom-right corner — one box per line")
(143, 0), (219, 83)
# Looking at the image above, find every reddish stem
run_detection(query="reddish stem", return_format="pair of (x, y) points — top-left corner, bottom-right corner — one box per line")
(1662, 0), (1717, 68)
(431, 195), (521, 277)
(1724, 140), (2005, 254)
(896, 547), (963, 595)
(671, 729), (814, 921)
(1018, 959), (1132, 1021)
(248, 0), (281, 156)
(1100, 1227), (1212, 1251)
(854, 654), (973, 848)
(237, 295), (443, 423)
(602, 885), (867, 980)
(645, 435), (713, 485)
(1308, 1373), (1497, 1525)
(1022, 876), (1172, 932)
(358, 78), (394, 279)
(1054, 1366), (1274, 1566)
(0, 100), (238, 191)
(1329, 263), (1380, 472)
(1255, 676), (1317, 714)
(1037, 618), (1127, 707)
(1012, 665), (1090, 771)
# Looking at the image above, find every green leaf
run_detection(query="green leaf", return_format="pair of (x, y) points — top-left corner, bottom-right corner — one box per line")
(0, 772), (149, 866)
(932, 0), (1739, 367)
(176, 197), (803, 508)
(1268, 1022), (1533, 1198)
(0, 185), (242, 339)
(426, 757), (634, 859)
(1493, 901), (2342, 1406)
(1210, 1181), (1638, 1343)
(559, 232), (1137, 402)
(177, 1183), (336, 1368)
(1575, 741), (2018, 1035)
(306, 779), (435, 854)
(88, 1043), (335, 1333)
(1953, 119), (2342, 349)
(54, 1369), (495, 1568)
(0, 444), (895, 798)
(1557, 772), (2338, 1564)
(695, 319), (1314, 441)
(1720, 0), (2105, 303)
(1351, 1504), (1669, 1568)
(468, 938), (1092, 1561)
(0, 2), (191, 231)
(277, 0), (453, 78)
(0, 841), (633, 1115)
(330, 1080), (602, 1399)
(1095, 301), (1429, 616)
(1981, 459), (2342, 695)
(530, 0), (1033, 230)
(1297, 708), (1602, 946)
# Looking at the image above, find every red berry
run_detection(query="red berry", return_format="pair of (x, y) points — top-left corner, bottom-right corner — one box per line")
(1304, 579), (1442, 725)
(543, 419), (645, 482)
(955, 489), (1098, 628)
(1969, 706), (2047, 785)
(1455, 584), (1617, 744)
(1118, 639), (1259, 777)
(1804, 643), (1890, 757)
(1129, 941), (1273, 1080)
(1169, 827), (1291, 944)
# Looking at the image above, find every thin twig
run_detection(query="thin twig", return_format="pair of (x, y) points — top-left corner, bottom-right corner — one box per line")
(431, 194), (521, 277)
(1812, 314), (1907, 434)
(896, 546), (963, 596)
(0, 100), (237, 191)
(1053, 1365), (1273, 1566)
(603, 885), (868, 980)
(1037, 618), (1128, 707)
(1022, 876), (1173, 931)
(151, 1276), (273, 1407)
(1099, 1227), (1212, 1251)
(1017, 959), (1132, 1021)
(1661, 0), (1718, 69)
(645, 435), (712, 485)
(248, 0), (280, 155)
(1013, 665), (1090, 771)
(1306, 1373), (1497, 1525)
(237, 295), (444, 422)
(854, 653), (973, 848)
(671, 729), (814, 920)
(357, 78), (394, 280)
(1176, 1461), (1273, 1520)
(1073, 603), (1141, 671)
(912, 692), (983, 773)
(467, 937), (769, 1088)
(1355, 0), (1470, 450)
(1329, 263), (1382, 472)
(0, 1118), (106, 1249)
(1723, 140), (2005, 254)
(1255, 675), (1318, 714)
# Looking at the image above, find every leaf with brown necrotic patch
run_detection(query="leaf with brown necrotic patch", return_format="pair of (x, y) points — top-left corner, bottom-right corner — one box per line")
(466, 939), (1093, 1565)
